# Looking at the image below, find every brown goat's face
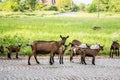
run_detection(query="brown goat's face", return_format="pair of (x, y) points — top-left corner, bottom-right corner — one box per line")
(60, 35), (69, 45)
(0, 45), (4, 53)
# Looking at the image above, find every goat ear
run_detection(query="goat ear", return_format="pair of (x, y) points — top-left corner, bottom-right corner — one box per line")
(66, 36), (69, 38)
(60, 35), (62, 38)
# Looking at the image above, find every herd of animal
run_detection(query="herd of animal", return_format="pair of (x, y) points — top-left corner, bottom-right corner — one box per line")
(0, 35), (120, 65)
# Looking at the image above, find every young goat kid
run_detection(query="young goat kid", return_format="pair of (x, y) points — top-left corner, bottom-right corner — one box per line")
(81, 44), (104, 65)
(58, 44), (70, 64)
(6, 44), (22, 59)
(110, 41), (120, 58)
(70, 43), (90, 62)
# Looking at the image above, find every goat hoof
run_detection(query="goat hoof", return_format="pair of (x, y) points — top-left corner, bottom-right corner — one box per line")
(50, 63), (53, 65)
(8, 57), (11, 59)
(37, 62), (40, 64)
(28, 63), (31, 65)
(50, 62), (53, 65)
(70, 61), (74, 63)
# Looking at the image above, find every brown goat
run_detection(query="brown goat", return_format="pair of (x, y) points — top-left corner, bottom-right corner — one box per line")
(0, 45), (4, 53)
(70, 40), (81, 47)
(58, 44), (70, 64)
(80, 45), (104, 65)
(27, 35), (69, 65)
(6, 44), (22, 59)
(110, 41), (120, 58)
(70, 44), (90, 62)
(70, 45), (81, 62)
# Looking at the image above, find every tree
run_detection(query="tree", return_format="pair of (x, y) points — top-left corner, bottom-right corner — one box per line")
(26, 0), (37, 11)
(91, 0), (120, 12)
(56, 0), (71, 11)
(86, 3), (97, 13)
(79, 3), (85, 11)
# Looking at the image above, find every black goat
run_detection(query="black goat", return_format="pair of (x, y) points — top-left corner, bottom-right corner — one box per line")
(110, 41), (120, 58)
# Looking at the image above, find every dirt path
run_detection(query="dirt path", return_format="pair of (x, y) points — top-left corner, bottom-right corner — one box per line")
(0, 56), (120, 80)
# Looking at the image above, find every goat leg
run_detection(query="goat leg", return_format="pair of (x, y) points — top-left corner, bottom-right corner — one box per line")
(16, 52), (19, 59)
(62, 56), (64, 64)
(109, 50), (112, 58)
(28, 53), (33, 65)
(70, 53), (74, 62)
(83, 57), (87, 65)
(34, 54), (40, 64)
(118, 49), (119, 57)
(50, 52), (54, 65)
(92, 56), (95, 65)
(59, 56), (62, 64)
(80, 56), (84, 64)
(7, 53), (11, 59)
(49, 56), (54, 65)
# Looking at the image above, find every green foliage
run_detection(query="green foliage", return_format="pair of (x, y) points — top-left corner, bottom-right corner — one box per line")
(108, 0), (120, 12)
(86, 4), (97, 13)
(57, 0), (71, 11)
(36, 3), (45, 10)
(79, 3), (85, 11)
(11, 2), (20, 11)
(26, 0), (37, 11)
(0, 12), (120, 55)
(0, 3), (3, 11)
(92, 0), (120, 12)
(42, 5), (58, 11)
(71, 5), (79, 12)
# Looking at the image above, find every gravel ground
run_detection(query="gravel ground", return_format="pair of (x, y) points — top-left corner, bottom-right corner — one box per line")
(0, 56), (120, 80)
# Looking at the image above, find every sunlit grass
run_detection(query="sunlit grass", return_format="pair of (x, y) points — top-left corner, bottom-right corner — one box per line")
(0, 12), (120, 55)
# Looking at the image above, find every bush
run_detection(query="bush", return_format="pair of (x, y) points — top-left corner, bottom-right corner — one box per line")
(0, 3), (3, 11)
(42, 5), (58, 11)
(71, 5), (80, 12)
(36, 3), (45, 10)
(59, 7), (65, 13)
(86, 4), (97, 13)
(11, 2), (20, 12)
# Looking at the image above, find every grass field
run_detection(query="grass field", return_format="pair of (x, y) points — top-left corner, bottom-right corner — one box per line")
(0, 11), (120, 56)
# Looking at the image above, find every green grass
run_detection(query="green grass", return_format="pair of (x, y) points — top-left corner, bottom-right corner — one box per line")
(0, 11), (120, 56)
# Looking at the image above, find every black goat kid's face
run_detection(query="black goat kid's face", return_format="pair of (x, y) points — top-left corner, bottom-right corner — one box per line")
(60, 35), (69, 45)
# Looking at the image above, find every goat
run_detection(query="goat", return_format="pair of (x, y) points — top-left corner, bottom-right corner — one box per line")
(0, 45), (4, 53)
(110, 41), (120, 58)
(58, 43), (70, 64)
(6, 44), (22, 59)
(81, 44), (104, 65)
(70, 44), (90, 62)
(92, 26), (101, 30)
(27, 35), (69, 65)
(70, 40), (81, 47)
